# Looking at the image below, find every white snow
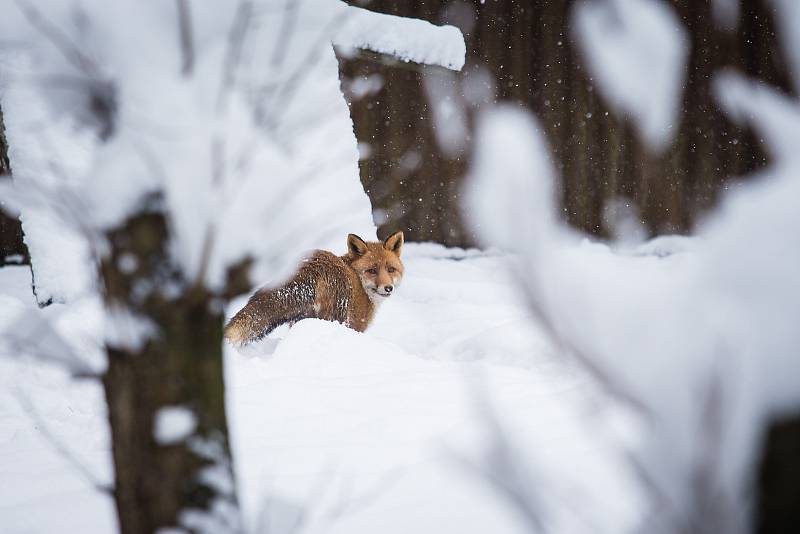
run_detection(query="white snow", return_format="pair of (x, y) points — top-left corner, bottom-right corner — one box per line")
(154, 406), (198, 446)
(573, 0), (688, 151)
(105, 307), (157, 353)
(0, 246), (642, 533)
(334, 5), (466, 71)
(423, 70), (469, 156)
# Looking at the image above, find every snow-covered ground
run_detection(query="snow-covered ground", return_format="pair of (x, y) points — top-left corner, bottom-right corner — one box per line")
(0, 243), (644, 534)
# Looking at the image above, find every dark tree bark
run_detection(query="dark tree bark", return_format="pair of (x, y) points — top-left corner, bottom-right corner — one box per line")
(101, 203), (244, 534)
(341, 0), (792, 245)
(0, 102), (31, 266)
(755, 414), (800, 534)
(340, 0), (471, 246)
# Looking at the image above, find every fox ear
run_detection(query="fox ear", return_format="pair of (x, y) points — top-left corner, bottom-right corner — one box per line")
(383, 231), (404, 256)
(347, 234), (369, 256)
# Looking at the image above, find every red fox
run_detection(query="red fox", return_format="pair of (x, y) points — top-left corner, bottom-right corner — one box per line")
(224, 231), (404, 346)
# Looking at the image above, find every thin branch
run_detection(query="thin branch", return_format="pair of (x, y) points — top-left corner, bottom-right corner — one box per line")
(194, 224), (217, 289)
(217, 0), (254, 113)
(269, 0), (301, 67)
(14, 388), (113, 495)
(14, 0), (99, 77)
(193, 131), (226, 288)
(176, 0), (195, 76)
(318, 468), (405, 525)
(448, 387), (549, 532)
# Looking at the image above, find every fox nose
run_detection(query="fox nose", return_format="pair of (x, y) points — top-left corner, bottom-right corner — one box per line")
(384, 285), (393, 293)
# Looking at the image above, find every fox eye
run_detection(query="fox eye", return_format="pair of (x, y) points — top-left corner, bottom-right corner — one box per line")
(387, 266), (396, 273)
(366, 268), (378, 275)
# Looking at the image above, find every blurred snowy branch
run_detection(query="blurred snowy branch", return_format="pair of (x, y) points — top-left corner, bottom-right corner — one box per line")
(176, 0), (195, 76)
(770, 0), (800, 93)
(453, 398), (547, 533)
(255, 468), (405, 534)
(465, 65), (800, 534)
(573, 0), (687, 151)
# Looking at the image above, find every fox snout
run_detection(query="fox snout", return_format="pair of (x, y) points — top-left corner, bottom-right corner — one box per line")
(376, 284), (394, 297)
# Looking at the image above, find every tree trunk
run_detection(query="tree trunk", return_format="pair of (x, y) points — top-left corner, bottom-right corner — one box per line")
(341, 0), (792, 245)
(101, 207), (241, 534)
(755, 414), (800, 533)
(0, 102), (31, 266)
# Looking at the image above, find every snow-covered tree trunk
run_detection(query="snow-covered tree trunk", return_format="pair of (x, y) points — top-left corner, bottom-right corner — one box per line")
(0, 103), (29, 267)
(101, 207), (245, 534)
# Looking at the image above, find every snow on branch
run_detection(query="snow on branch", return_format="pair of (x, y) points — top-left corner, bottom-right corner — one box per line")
(333, 5), (466, 71)
(771, 0), (800, 92)
(714, 70), (800, 166)
(465, 84), (800, 528)
(573, 0), (688, 152)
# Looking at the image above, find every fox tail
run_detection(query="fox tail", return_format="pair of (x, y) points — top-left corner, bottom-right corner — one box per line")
(224, 281), (315, 346)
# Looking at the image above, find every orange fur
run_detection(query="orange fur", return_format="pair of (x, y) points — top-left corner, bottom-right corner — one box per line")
(225, 232), (404, 346)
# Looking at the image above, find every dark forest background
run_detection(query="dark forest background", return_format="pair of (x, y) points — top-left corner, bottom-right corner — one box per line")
(340, 0), (793, 246)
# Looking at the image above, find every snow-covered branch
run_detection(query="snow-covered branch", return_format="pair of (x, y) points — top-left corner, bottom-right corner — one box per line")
(334, 4), (466, 71)
(573, 0), (687, 151)
(465, 81), (800, 533)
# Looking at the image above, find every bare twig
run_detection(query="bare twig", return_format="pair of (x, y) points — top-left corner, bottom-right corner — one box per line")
(319, 468), (405, 525)
(14, 388), (113, 494)
(624, 354), (740, 534)
(254, 465), (403, 534)
(269, 0), (301, 67)
(217, 0), (254, 113)
(193, 129), (228, 288)
(14, 0), (99, 77)
(176, 0), (195, 76)
(683, 362), (740, 534)
(449, 385), (551, 532)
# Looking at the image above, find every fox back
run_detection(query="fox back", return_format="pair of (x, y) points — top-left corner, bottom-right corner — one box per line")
(224, 231), (404, 346)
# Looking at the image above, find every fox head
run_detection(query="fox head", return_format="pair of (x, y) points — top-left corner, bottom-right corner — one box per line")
(345, 231), (404, 302)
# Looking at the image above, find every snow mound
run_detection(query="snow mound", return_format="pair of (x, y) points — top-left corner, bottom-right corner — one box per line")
(1, 245), (641, 533)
